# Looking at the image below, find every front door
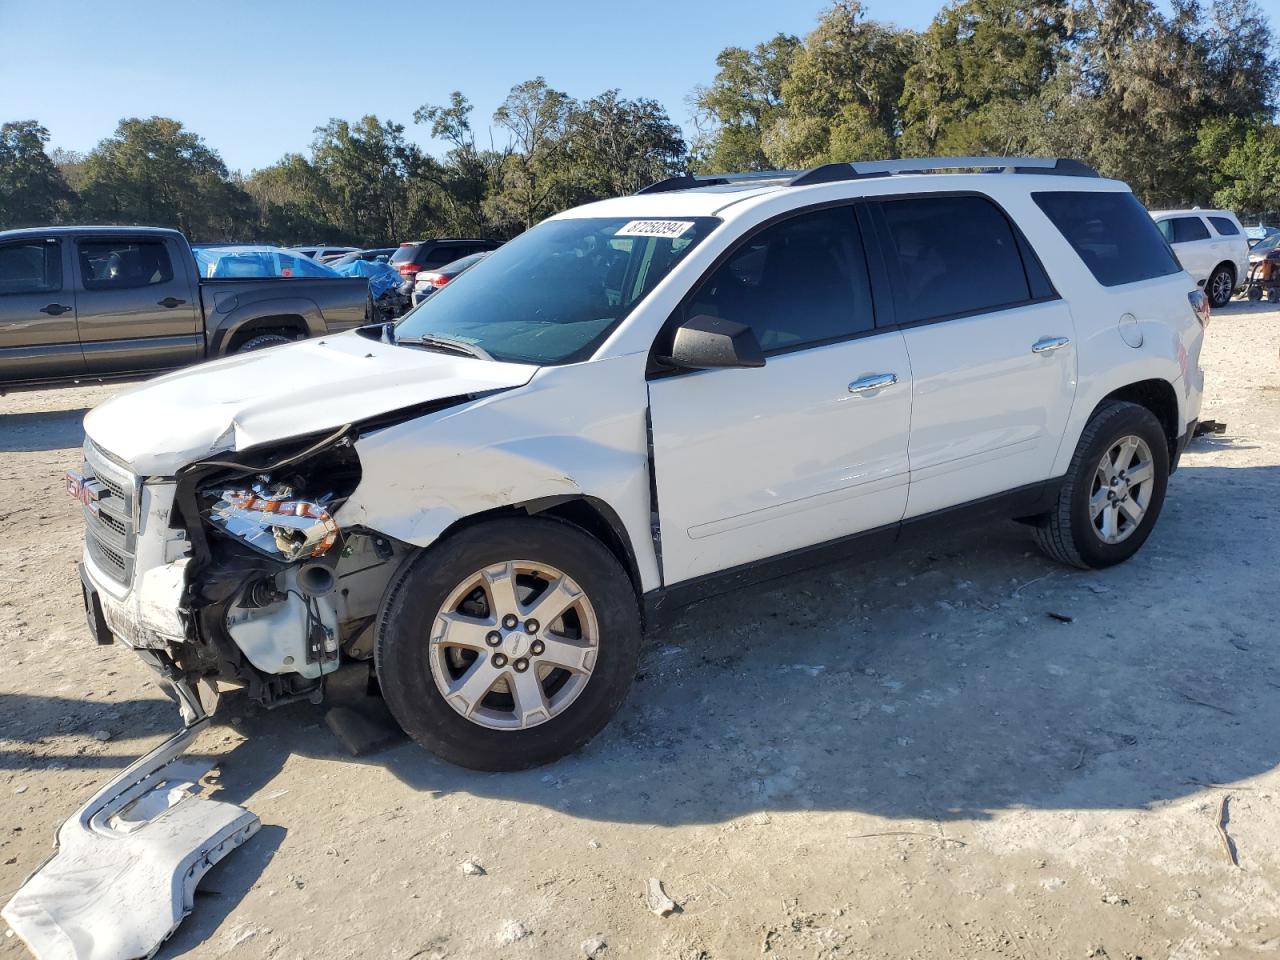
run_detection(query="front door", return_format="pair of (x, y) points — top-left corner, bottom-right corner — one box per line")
(0, 236), (84, 384)
(868, 194), (1077, 518)
(648, 205), (912, 585)
(73, 235), (202, 375)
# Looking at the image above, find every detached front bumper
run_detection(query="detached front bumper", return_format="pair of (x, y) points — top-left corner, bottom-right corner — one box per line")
(1, 680), (258, 960)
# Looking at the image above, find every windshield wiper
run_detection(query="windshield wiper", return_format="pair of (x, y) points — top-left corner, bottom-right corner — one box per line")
(396, 334), (494, 361)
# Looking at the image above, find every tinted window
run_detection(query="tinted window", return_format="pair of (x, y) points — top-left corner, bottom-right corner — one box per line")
(682, 206), (872, 353)
(79, 240), (174, 290)
(1170, 217), (1210, 243)
(396, 216), (719, 365)
(1208, 216), (1240, 237)
(0, 240), (61, 295)
(389, 245), (418, 264)
(878, 195), (1030, 323)
(1033, 191), (1181, 287)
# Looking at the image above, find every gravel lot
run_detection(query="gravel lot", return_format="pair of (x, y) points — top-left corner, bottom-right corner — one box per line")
(2, 301), (1279, 960)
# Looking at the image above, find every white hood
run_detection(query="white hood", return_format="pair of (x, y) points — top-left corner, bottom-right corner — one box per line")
(83, 332), (537, 475)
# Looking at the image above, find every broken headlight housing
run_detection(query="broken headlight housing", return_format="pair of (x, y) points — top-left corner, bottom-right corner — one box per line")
(208, 482), (340, 562)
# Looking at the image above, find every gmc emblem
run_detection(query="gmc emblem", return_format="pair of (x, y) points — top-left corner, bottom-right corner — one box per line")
(66, 471), (103, 512)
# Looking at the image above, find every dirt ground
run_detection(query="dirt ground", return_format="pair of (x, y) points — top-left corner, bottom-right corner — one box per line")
(2, 301), (1278, 960)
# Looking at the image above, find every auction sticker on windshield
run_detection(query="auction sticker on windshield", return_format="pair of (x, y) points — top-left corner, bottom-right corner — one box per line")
(615, 220), (695, 238)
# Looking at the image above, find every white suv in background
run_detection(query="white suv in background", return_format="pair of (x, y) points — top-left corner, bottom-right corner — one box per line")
(1150, 208), (1249, 307)
(70, 157), (1207, 772)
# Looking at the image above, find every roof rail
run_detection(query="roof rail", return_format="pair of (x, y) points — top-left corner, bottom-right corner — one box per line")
(635, 170), (801, 195)
(790, 156), (1098, 186)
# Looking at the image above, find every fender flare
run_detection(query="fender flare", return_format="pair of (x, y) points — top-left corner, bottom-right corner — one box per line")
(207, 296), (327, 355)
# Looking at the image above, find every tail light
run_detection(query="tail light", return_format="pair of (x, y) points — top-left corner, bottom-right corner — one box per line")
(1188, 289), (1210, 327)
(397, 262), (423, 278)
(422, 272), (449, 288)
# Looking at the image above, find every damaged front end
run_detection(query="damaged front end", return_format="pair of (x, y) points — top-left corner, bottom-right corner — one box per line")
(8, 428), (415, 959)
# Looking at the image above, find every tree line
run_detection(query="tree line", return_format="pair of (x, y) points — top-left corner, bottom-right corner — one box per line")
(1, 0), (1277, 243)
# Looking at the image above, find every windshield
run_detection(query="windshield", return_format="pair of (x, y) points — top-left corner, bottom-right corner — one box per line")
(394, 216), (720, 364)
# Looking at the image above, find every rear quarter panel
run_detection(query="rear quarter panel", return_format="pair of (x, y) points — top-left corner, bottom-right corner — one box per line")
(200, 277), (369, 353)
(1011, 190), (1202, 474)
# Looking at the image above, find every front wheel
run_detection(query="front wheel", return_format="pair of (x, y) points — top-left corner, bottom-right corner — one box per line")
(375, 517), (641, 770)
(1032, 401), (1170, 569)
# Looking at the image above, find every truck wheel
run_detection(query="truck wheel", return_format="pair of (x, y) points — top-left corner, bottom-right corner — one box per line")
(234, 331), (298, 353)
(375, 517), (641, 771)
(1207, 264), (1235, 308)
(1032, 401), (1170, 570)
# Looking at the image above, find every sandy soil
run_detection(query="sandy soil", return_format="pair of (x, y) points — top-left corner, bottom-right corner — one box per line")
(2, 301), (1278, 960)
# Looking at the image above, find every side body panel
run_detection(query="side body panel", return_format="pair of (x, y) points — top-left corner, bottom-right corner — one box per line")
(648, 332), (912, 584)
(336, 353), (661, 592)
(900, 299), (1077, 517)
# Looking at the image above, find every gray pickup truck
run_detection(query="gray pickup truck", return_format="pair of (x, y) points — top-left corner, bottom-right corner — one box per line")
(0, 226), (371, 389)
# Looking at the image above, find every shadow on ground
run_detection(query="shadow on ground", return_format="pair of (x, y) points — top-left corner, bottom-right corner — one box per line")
(0, 408), (92, 453)
(9, 460), (1270, 844)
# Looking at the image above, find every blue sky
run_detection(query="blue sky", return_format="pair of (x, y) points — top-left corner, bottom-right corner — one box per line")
(2, 0), (1273, 174)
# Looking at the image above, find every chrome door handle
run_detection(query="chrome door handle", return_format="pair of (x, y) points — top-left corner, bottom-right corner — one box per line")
(848, 373), (898, 394)
(1031, 336), (1071, 354)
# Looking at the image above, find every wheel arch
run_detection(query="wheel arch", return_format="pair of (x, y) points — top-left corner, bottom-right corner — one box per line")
(417, 495), (644, 603)
(208, 298), (326, 355)
(1093, 378), (1180, 462)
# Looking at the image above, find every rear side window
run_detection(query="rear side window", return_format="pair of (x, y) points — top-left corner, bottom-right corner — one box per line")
(877, 195), (1031, 323)
(1033, 191), (1181, 287)
(0, 240), (61, 295)
(1208, 216), (1240, 237)
(1169, 217), (1210, 243)
(79, 240), (174, 290)
(683, 205), (873, 353)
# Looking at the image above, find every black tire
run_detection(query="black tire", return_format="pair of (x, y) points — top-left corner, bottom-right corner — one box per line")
(375, 517), (641, 771)
(233, 330), (299, 354)
(1032, 401), (1170, 569)
(1207, 263), (1235, 308)
(1247, 284), (1263, 302)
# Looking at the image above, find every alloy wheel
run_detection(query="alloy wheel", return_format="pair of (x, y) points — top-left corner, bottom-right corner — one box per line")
(1089, 435), (1155, 544)
(428, 561), (599, 730)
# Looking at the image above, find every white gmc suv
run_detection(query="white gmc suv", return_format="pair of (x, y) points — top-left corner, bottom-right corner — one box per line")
(71, 157), (1207, 770)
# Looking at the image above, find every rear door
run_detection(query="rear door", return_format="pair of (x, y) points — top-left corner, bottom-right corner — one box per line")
(869, 194), (1077, 517)
(74, 234), (202, 375)
(0, 236), (84, 383)
(1160, 216), (1215, 284)
(648, 204), (912, 584)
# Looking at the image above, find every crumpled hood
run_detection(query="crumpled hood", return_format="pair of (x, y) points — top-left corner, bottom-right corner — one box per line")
(83, 332), (537, 475)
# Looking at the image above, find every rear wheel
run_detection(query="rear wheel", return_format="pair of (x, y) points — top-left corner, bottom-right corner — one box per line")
(1033, 401), (1170, 569)
(233, 330), (300, 354)
(1207, 264), (1235, 308)
(375, 517), (641, 771)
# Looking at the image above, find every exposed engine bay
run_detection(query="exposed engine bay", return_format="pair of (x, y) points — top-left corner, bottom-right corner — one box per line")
(168, 426), (411, 709)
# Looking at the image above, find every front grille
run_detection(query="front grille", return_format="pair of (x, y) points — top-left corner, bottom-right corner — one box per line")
(83, 440), (137, 586)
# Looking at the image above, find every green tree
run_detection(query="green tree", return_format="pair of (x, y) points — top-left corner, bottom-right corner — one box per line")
(898, 0), (1069, 155)
(1213, 125), (1280, 219)
(763, 1), (915, 167)
(488, 78), (574, 232)
(0, 121), (72, 229)
(309, 116), (422, 245)
(414, 92), (509, 237)
(692, 34), (802, 171)
(77, 117), (255, 240)
(562, 91), (686, 199)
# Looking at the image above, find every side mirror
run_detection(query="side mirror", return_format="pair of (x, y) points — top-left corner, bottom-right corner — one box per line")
(663, 314), (765, 370)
